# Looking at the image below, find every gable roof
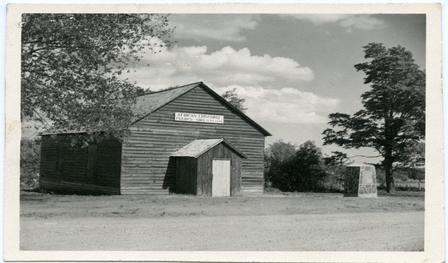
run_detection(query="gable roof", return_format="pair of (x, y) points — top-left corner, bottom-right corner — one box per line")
(171, 138), (247, 159)
(132, 82), (199, 121)
(41, 82), (271, 137)
(133, 82), (271, 136)
(42, 83), (200, 136)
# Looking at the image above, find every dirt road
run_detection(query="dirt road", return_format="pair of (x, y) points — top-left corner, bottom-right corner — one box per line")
(20, 191), (424, 251)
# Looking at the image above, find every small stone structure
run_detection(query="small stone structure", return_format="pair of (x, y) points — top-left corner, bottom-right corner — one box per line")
(344, 164), (378, 198)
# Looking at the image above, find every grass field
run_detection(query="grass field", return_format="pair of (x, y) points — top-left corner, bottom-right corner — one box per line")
(20, 190), (424, 251)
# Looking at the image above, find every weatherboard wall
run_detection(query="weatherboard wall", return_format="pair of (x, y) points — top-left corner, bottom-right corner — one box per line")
(39, 135), (121, 194)
(121, 85), (266, 195)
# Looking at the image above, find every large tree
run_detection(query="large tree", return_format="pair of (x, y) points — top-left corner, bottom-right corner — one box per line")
(21, 14), (173, 141)
(221, 88), (247, 113)
(322, 43), (425, 193)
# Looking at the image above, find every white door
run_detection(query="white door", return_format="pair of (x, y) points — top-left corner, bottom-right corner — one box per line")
(212, 160), (231, 197)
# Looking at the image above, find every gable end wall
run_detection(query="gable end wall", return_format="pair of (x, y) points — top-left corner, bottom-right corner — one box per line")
(121, 86), (265, 195)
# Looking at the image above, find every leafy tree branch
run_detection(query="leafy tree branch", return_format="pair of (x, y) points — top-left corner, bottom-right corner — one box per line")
(21, 14), (174, 142)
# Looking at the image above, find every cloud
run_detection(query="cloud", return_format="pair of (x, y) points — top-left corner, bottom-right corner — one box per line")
(123, 42), (314, 90)
(213, 85), (340, 124)
(170, 14), (260, 41)
(119, 41), (334, 125)
(282, 14), (386, 32)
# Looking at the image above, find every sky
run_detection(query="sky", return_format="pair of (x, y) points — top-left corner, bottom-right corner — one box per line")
(119, 13), (426, 163)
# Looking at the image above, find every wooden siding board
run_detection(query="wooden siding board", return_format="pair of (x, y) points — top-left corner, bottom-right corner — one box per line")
(231, 157), (242, 196)
(40, 135), (121, 193)
(93, 141), (122, 188)
(197, 155), (212, 196)
(174, 157), (197, 195)
(121, 85), (266, 195)
(207, 143), (241, 196)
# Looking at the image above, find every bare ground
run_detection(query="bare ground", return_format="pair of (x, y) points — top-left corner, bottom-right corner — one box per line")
(20, 191), (424, 251)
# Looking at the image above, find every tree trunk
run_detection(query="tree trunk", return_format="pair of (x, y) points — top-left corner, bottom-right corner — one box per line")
(384, 157), (394, 193)
(383, 113), (395, 193)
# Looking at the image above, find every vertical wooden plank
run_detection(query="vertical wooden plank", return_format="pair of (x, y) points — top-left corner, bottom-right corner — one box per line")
(203, 154), (212, 196)
(196, 157), (203, 196)
(56, 144), (62, 180)
(40, 135), (121, 194)
(236, 157), (242, 195)
(189, 158), (198, 195)
(90, 140), (121, 188)
(164, 156), (177, 193)
(175, 157), (182, 193)
(174, 157), (198, 195)
(86, 144), (97, 183)
(230, 154), (242, 196)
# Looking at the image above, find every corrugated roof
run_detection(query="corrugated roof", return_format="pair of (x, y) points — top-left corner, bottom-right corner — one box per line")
(132, 82), (200, 121)
(172, 138), (247, 159)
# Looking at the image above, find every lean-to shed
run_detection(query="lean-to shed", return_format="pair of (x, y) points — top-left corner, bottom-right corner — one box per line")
(40, 82), (271, 195)
(171, 138), (247, 196)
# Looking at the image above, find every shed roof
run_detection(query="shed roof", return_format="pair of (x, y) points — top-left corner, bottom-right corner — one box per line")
(171, 138), (247, 159)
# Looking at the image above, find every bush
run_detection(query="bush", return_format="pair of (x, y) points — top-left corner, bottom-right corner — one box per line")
(393, 169), (411, 182)
(322, 166), (345, 192)
(20, 138), (41, 189)
(269, 141), (328, 192)
(395, 185), (425, 191)
(264, 140), (296, 188)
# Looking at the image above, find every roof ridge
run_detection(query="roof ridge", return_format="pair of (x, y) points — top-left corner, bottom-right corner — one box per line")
(137, 81), (203, 97)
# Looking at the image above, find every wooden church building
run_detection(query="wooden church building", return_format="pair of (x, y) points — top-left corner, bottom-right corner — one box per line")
(39, 82), (271, 196)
